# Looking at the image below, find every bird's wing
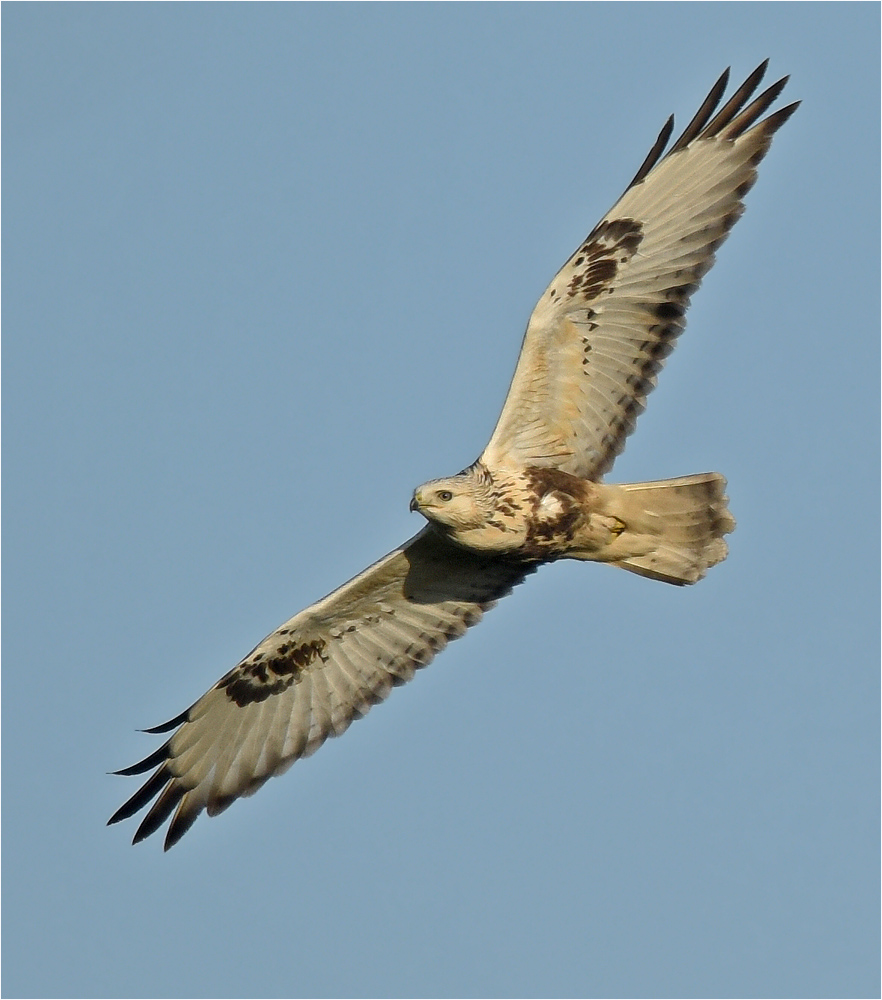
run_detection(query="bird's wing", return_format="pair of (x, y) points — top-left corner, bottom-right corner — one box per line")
(480, 62), (798, 481)
(109, 527), (532, 849)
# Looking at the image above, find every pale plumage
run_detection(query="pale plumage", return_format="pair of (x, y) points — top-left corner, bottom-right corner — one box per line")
(110, 64), (797, 848)
(482, 63), (795, 480)
(111, 529), (532, 846)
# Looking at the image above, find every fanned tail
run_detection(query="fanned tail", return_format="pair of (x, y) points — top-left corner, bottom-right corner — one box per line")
(602, 474), (735, 585)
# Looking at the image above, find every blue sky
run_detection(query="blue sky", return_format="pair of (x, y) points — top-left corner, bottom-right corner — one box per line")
(4, 4), (878, 998)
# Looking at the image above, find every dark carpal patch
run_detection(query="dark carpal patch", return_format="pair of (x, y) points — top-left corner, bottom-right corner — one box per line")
(564, 218), (643, 302)
(521, 467), (593, 559)
(220, 638), (327, 707)
(524, 466), (593, 503)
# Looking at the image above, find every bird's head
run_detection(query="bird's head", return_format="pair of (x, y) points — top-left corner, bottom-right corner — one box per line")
(410, 474), (486, 532)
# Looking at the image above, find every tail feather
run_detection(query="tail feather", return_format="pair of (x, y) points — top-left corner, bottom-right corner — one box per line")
(600, 473), (735, 585)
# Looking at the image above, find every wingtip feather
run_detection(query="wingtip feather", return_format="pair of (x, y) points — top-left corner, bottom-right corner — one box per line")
(112, 743), (171, 777)
(142, 708), (190, 734)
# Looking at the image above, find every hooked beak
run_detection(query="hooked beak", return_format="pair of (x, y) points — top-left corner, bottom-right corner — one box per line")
(409, 492), (421, 513)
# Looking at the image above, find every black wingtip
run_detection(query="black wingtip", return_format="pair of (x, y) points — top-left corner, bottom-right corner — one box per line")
(625, 113), (675, 191)
(108, 766), (169, 826)
(669, 66), (731, 153)
(142, 708), (190, 734)
(112, 743), (171, 777)
(131, 783), (186, 844)
(625, 61), (795, 193)
(163, 804), (200, 851)
(765, 99), (801, 132)
(749, 59), (771, 86)
(703, 60), (771, 136)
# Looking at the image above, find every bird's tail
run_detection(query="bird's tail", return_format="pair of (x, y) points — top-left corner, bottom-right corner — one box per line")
(598, 473), (735, 585)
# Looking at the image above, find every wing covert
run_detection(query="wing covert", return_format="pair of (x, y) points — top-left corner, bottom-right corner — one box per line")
(480, 62), (798, 480)
(109, 527), (532, 849)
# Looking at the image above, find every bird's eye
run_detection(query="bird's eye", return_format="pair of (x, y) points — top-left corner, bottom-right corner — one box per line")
(437, 490), (453, 502)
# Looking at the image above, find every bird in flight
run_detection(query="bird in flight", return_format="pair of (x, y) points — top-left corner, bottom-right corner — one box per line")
(110, 63), (798, 849)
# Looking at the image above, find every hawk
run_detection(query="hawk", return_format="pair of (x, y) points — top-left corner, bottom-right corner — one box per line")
(110, 63), (798, 849)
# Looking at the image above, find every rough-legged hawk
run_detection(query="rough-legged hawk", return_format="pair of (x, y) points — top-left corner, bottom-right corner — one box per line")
(110, 63), (798, 849)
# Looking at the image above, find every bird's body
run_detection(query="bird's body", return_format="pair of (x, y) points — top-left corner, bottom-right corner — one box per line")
(412, 463), (732, 581)
(110, 63), (798, 849)
(411, 462), (605, 558)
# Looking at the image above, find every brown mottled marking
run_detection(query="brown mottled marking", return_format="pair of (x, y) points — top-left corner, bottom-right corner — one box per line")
(220, 638), (327, 707)
(565, 218), (643, 302)
(486, 517), (514, 532)
(524, 466), (594, 504)
(273, 638), (327, 672)
(495, 499), (522, 516)
(520, 466), (596, 559)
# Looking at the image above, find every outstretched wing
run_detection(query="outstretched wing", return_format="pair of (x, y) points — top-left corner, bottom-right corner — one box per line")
(480, 62), (799, 481)
(109, 528), (532, 849)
